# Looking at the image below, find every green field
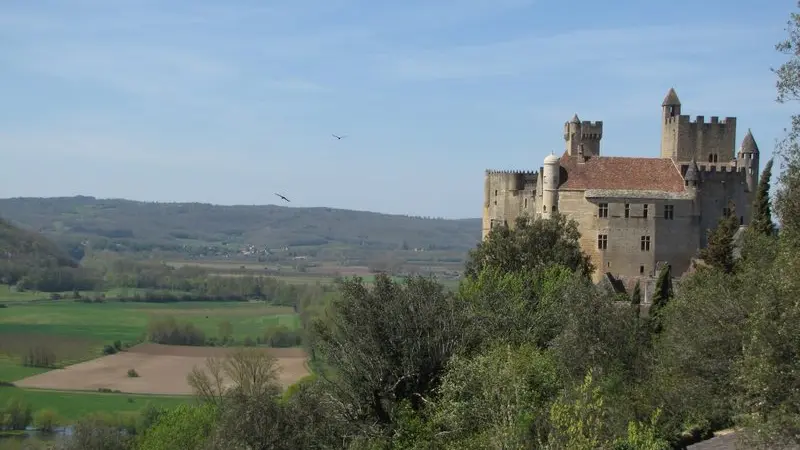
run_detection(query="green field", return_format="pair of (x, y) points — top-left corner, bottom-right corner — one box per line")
(0, 386), (189, 421)
(0, 300), (300, 383)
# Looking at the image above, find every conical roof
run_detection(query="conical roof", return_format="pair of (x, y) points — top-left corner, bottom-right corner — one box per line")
(662, 88), (681, 106)
(570, 113), (580, 124)
(741, 129), (759, 154)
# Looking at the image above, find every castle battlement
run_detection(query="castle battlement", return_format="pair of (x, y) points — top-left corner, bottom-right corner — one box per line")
(485, 169), (538, 175)
(666, 115), (736, 126)
(696, 163), (746, 174)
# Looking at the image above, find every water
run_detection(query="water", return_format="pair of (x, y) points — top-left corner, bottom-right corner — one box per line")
(0, 426), (72, 449)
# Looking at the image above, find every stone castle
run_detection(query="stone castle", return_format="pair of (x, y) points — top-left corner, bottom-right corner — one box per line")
(482, 88), (760, 283)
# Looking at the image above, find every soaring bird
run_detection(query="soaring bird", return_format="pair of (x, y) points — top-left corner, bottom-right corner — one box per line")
(274, 193), (290, 203)
(332, 134), (347, 140)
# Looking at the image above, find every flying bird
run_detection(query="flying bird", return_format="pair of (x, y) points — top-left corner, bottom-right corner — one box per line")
(332, 134), (347, 140)
(274, 193), (290, 203)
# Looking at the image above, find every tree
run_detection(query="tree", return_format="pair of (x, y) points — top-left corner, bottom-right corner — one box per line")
(698, 202), (739, 273)
(774, 2), (800, 238)
(649, 264), (673, 334)
(631, 280), (642, 307)
(751, 159), (776, 237)
(137, 403), (218, 450)
(465, 214), (594, 279)
(310, 274), (472, 432)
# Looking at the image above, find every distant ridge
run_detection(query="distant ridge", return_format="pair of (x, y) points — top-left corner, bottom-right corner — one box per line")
(0, 196), (482, 257)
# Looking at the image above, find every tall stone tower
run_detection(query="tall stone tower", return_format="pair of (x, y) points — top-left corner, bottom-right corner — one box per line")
(660, 87), (737, 163)
(564, 114), (603, 157)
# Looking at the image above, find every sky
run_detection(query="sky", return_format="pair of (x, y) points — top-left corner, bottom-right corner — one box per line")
(0, 0), (796, 219)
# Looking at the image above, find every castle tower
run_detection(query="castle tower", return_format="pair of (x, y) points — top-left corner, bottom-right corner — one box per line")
(660, 87), (737, 163)
(737, 129), (760, 193)
(542, 152), (560, 218)
(564, 114), (603, 157)
(660, 88), (682, 160)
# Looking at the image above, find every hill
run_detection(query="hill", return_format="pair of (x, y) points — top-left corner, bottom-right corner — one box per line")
(0, 196), (482, 266)
(0, 216), (79, 286)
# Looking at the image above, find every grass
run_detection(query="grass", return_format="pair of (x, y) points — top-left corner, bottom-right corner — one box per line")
(0, 358), (49, 383)
(0, 386), (190, 422)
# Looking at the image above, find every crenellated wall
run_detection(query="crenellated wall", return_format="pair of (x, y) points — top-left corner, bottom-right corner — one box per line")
(483, 170), (539, 239)
(661, 115), (737, 163)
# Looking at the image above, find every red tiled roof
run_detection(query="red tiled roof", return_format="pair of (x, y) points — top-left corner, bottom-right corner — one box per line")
(558, 154), (685, 192)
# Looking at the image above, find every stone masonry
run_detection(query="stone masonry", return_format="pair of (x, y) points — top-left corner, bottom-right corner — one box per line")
(482, 88), (760, 284)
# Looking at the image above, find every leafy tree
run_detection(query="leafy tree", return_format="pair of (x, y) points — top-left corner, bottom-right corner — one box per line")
(465, 214), (594, 279)
(432, 343), (562, 448)
(735, 235), (800, 448)
(774, 2), (800, 239)
(751, 159), (776, 237)
(456, 265), (575, 349)
(649, 264), (673, 335)
(547, 370), (613, 450)
(311, 274), (472, 433)
(137, 403), (217, 450)
(649, 268), (746, 440)
(698, 202), (739, 273)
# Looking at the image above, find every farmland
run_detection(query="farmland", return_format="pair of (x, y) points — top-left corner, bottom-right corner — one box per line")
(0, 300), (302, 384)
(14, 343), (309, 395)
(0, 386), (189, 422)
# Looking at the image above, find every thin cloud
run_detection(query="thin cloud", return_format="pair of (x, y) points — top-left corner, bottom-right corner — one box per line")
(377, 24), (771, 81)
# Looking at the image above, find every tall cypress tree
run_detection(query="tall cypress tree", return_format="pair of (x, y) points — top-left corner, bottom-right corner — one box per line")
(699, 201), (740, 273)
(631, 280), (642, 306)
(750, 158), (776, 237)
(649, 264), (673, 334)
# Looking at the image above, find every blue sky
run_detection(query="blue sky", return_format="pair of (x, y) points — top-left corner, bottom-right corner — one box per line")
(0, 0), (795, 218)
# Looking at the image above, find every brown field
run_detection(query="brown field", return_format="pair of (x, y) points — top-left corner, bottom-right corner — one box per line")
(14, 343), (310, 395)
(0, 333), (100, 365)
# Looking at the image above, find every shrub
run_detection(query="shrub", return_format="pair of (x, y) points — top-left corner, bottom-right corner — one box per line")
(34, 408), (60, 433)
(263, 324), (303, 348)
(127, 368), (139, 378)
(3, 397), (32, 431)
(102, 345), (118, 355)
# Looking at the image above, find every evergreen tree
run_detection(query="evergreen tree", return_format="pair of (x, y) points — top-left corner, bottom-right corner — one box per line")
(698, 201), (740, 273)
(750, 158), (776, 237)
(649, 264), (673, 334)
(630, 280), (642, 306)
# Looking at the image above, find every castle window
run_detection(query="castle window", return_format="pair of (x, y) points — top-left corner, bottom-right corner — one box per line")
(597, 234), (608, 250)
(713, 154), (719, 162)
(524, 198), (528, 208)
(640, 235), (651, 251)
(723, 207), (731, 217)
(543, 205), (547, 212)
(598, 203), (609, 218)
(624, 203), (630, 218)
(640, 265), (645, 275)
(708, 154), (714, 162)
(552, 205), (558, 213)
(663, 204), (674, 220)
(643, 204), (649, 218)
(740, 216), (744, 225)
(495, 190), (498, 196)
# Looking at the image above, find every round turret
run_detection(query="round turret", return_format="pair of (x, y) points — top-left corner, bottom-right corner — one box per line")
(542, 153), (560, 218)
